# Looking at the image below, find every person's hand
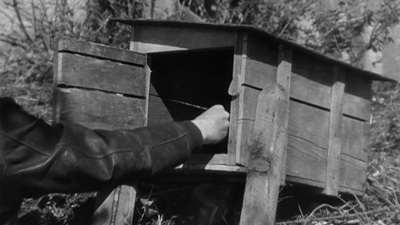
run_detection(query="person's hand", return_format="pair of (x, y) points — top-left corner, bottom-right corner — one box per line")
(191, 105), (229, 145)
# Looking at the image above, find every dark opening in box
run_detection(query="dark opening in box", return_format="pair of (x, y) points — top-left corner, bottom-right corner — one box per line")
(148, 48), (234, 154)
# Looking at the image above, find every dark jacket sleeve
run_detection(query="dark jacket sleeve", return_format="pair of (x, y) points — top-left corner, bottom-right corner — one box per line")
(0, 97), (203, 223)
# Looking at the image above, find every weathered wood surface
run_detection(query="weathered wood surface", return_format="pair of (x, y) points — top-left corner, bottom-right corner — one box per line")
(130, 25), (236, 53)
(56, 53), (147, 97)
(91, 185), (136, 225)
(55, 88), (146, 130)
(229, 32), (247, 165)
(286, 136), (367, 194)
(325, 67), (345, 196)
(235, 86), (367, 193)
(58, 37), (146, 66)
(241, 87), (369, 162)
(276, 45), (292, 185)
(243, 48), (370, 121)
(240, 84), (288, 225)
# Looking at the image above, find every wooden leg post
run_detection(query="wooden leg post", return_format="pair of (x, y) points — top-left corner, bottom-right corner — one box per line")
(91, 185), (136, 225)
(240, 84), (289, 225)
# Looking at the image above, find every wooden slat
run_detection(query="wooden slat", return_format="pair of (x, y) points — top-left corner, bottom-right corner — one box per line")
(185, 154), (229, 165)
(324, 66), (345, 196)
(175, 164), (247, 173)
(244, 35), (278, 89)
(276, 45), (292, 185)
(58, 37), (146, 65)
(55, 88), (146, 130)
(229, 32), (247, 165)
(286, 135), (367, 193)
(341, 116), (369, 162)
(240, 84), (288, 225)
(343, 73), (372, 119)
(56, 53), (147, 97)
(147, 94), (174, 126)
(130, 25), (236, 53)
(91, 185), (136, 225)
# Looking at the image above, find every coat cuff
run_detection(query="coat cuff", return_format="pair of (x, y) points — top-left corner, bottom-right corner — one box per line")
(178, 121), (203, 152)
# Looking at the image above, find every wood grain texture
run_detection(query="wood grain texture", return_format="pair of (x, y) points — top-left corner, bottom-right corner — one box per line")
(55, 88), (146, 130)
(285, 135), (367, 193)
(240, 86), (368, 162)
(131, 25), (236, 53)
(229, 32), (247, 165)
(242, 49), (370, 120)
(240, 85), (288, 225)
(343, 72), (372, 120)
(276, 45), (292, 185)
(57, 53), (147, 97)
(234, 86), (367, 193)
(91, 185), (136, 225)
(58, 37), (146, 65)
(147, 94), (174, 126)
(185, 154), (229, 165)
(324, 66), (345, 196)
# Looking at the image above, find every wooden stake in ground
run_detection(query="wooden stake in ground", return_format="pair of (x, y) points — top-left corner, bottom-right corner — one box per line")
(240, 84), (289, 225)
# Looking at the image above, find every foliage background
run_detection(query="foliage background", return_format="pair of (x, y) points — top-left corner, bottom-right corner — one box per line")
(2, 0), (400, 224)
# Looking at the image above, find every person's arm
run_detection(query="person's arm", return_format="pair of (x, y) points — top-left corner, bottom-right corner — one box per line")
(0, 97), (229, 195)
(0, 97), (228, 224)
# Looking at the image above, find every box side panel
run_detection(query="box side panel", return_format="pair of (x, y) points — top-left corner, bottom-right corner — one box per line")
(239, 80), (367, 194)
(243, 49), (370, 121)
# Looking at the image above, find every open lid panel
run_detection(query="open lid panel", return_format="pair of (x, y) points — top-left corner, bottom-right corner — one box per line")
(53, 37), (150, 130)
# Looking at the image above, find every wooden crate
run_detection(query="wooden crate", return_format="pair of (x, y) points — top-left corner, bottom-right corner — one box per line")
(110, 19), (395, 196)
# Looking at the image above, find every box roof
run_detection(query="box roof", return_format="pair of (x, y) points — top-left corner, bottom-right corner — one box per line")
(113, 19), (395, 82)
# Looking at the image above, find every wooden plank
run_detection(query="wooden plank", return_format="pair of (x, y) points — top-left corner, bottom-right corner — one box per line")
(229, 32), (247, 165)
(130, 25), (236, 53)
(341, 116), (369, 162)
(147, 94), (174, 126)
(343, 73), (372, 120)
(240, 84), (288, 225)
(56, 53), (147, 97)
(175, 164), (247, 173)
(286, 135), (367, 193)
(276, 45), (292, 185)
(91, 185), (136, 225)
(324, 66), (346, 196)
(244, 34), (278, 89)
(58, 37), (146, 65)
(55, 88), (146, 130)
(185, 154), (229, 165)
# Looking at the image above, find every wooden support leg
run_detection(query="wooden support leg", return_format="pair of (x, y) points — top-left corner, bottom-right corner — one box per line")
(91, 185), (136, 225)
(240, 84), (289, 225)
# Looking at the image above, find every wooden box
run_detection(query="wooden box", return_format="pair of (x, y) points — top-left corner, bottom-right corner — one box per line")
(54, 20), (394, 197)
(116, 20), (394, 196)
